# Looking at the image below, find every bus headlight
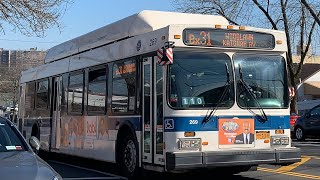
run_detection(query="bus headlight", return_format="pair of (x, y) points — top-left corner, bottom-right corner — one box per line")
(271, 136), (289, 145)
(178, 138), (201, 150)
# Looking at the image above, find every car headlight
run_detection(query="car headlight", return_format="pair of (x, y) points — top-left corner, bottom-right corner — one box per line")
(178, 138), (201, 150)
(271, 136), (290, 145)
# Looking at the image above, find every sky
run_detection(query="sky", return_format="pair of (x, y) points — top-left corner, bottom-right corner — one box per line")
(0, 0), (175, 51)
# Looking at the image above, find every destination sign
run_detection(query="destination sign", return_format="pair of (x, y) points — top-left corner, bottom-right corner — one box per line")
(183, 29), (275, 49)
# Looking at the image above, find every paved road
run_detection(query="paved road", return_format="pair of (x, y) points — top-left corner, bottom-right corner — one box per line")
(46, 140), (320, 179)
(48, 160), (126, 180)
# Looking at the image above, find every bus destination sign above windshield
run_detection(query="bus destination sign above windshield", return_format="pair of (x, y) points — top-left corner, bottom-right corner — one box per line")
(183, 29), (275, 49)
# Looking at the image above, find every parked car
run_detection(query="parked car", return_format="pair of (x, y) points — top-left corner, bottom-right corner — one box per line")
(294, 104), (320, 141)
(0, 117), (62, 180)
(290, 112), (300, 134)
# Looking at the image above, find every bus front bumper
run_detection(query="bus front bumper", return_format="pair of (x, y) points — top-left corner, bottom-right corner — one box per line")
(166, 147), (301, 171)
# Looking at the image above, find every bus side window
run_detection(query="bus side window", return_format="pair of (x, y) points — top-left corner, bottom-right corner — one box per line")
(111, 59), (137, 114)
(87, 67), (107, 114)
(35, 78), (50, 117)
(25, 81), (36, 117)
(68, 71), (84, 114)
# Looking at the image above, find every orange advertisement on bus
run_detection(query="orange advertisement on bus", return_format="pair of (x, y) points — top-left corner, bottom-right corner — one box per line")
(219, 118), (255, 147)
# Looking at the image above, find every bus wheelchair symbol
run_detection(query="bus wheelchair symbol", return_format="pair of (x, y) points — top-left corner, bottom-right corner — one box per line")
(165, 119), (174, 130)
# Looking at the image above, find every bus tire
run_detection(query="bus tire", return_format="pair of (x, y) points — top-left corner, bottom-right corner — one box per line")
(118, 132), (139, 178)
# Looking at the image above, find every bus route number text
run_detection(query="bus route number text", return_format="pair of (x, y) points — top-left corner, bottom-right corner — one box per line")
(149, 38), (157, 46)
(187, 31), (211, 46)
(182, 97), (204, 106)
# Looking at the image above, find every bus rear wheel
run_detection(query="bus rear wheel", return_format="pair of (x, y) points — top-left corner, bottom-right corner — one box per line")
(118, 133), (139, 178)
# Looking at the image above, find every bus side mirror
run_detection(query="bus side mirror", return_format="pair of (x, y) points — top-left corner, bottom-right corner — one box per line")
(29, 136), (40, 153)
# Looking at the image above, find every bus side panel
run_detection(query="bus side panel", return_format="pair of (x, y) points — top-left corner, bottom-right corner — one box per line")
(18, 84), (26, 133)
(50, 115), (141, 163)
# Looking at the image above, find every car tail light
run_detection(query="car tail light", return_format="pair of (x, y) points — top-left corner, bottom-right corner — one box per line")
(290, 115), (299, 126)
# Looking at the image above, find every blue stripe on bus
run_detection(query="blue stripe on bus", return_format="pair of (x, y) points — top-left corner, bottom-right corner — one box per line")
(163, 115), (290, 132)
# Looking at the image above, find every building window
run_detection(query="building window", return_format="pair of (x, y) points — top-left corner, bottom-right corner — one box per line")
(112, 59), (136, 113)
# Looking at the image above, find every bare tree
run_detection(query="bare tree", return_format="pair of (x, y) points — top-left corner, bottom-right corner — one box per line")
(173, 0), (320, 113)
(0, 50), (46, 107)
(301, 0), (320, 25)
(0, 0), (73, 37)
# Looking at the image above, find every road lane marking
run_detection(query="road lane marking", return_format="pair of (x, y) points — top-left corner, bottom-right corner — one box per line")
(276, 157), (310, 171)
(48, 160), (127, 179)
(258, 167), (320, 179)
(294, 143), (320, 147)
(303, 155), (320, 160)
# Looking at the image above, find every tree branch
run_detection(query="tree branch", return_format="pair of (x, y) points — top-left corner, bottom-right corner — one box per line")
(301, 0), (320, 25)
(251, 0), (278, 30)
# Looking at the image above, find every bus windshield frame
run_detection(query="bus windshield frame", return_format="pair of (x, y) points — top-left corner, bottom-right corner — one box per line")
(168, 50), (235, 109)
(167, 50), (289, 110)
(234, 53), (289, 109)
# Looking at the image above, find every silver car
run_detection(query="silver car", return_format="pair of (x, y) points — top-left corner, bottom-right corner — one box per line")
(0, 117), (62, 180)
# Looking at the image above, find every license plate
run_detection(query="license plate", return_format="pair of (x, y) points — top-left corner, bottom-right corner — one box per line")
(256, 131), (270, 140)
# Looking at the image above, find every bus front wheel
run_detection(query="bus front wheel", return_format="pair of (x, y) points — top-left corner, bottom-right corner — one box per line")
(118, 133), (139, 178)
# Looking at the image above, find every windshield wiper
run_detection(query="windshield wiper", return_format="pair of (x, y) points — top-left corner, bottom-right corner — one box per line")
(202, 63), (231, 125)
(238, 64), (268, 123)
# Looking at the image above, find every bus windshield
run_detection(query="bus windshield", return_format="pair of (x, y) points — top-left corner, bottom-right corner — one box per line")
(234, 54), (289, 108)
(168, 51), (234, 109)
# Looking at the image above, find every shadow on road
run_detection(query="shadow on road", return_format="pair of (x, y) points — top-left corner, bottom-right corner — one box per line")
(42, 151), (260, 179)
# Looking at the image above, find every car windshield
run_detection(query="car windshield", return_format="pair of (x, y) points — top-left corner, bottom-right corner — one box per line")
(234, 54), (289, 108)
(0, 120), (26, 152)
(168, 51), (234, 109)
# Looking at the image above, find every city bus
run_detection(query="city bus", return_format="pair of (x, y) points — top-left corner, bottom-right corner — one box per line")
(17, 10), (301, 178)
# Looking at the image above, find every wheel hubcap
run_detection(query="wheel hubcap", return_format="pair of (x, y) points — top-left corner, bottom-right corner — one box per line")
(296, 128), (303, 139)
(124, 140), (136, 173)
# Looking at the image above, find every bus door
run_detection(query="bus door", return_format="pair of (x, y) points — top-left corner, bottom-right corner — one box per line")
(51, 76), (62, 150)
(142, 56), (164, 165)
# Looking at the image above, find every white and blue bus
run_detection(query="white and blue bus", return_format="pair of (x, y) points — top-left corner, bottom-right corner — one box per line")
(18, 10), (301, 177)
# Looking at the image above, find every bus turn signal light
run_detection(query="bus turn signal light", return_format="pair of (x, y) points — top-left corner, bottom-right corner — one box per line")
(174, 35), (181, 39)
(202, 142), (208, 145)
(239, 26), (245, 30)
(184, 131), (195, 137)
(227, 25), (233, 29)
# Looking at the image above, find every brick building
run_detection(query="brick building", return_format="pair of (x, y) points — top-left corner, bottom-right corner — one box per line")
(0, 48), (46, 107)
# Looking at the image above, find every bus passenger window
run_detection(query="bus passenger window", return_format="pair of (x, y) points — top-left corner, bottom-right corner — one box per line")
(111, 59), (136, 113)
(25, 81), (36, 117)
(88, 68), (107, 114)
(36, 79), (49, 109)
(68, 72), (84, 114)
